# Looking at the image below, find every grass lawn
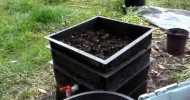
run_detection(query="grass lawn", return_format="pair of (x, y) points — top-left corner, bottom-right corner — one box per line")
(0, 0), (189, 99)
(147, 0), (190, 10)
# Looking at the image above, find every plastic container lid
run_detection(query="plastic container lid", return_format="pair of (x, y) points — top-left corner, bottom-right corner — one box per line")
(138, 81), (190, 100)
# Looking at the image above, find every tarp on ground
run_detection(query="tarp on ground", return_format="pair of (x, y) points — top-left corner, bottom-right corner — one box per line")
(136, 6), (190, 38)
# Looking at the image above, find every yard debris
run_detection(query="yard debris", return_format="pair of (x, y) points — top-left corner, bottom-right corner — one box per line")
(151, 48), (156, 52)
(152, 41), (160, 51)
(158, 64), (165, 69)
(67, 5), (91, 8)
(151, 70), (158, 74)
(184, 55), (190, 57)
(10, 60), (18, 63)
(38, 88), (48, 94)
(156, 72), (161, 76)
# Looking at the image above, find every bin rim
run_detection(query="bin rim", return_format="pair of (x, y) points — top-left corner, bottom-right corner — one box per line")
(45, 16), (156, 65)
(64, 91), (134, 100)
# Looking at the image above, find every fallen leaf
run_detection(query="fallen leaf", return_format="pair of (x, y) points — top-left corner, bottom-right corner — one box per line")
(38, 88), (48, 94)
(151, 48), (157, 53)
(158, 64), (165, 69)
(184, 54), (190, 57)
(143, 22), (150, 26)
(10, 60), (18, 63)
(151, 70), (158, 74)
(156, 73), (161, 76)
(152, 41), (160, 50)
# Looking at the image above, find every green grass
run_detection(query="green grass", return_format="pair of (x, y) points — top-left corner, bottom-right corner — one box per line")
(146, 0), (190, 10)
(172, 63), (190, 82)
(0, 0), (189, 99)
(0, 0), (140, 99)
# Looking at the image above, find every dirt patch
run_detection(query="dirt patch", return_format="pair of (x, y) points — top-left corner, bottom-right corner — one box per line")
(147, 29), (190, 92)
(61, 30), (132, 59)
(40, 92), (56, 100)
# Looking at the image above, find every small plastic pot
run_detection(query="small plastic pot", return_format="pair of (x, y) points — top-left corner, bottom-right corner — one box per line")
(124, 0), (145, 7)
(166, 28), (189, 55)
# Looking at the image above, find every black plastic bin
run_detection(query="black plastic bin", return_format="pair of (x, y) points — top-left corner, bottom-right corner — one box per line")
(45, 16), (155, 73)
(46, 16), (154, 100)
(125, 0), (145, 7)
(52, 62), (150, 100)
(53, 68), (91, 100)
(166, 28), (189, 55)
(51, 48), (150, 90)
(64, 91), (134, 100)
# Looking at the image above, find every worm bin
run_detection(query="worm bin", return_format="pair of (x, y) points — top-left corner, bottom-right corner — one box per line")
(51, 61), (151, 100)
(45, 16), (155, 100)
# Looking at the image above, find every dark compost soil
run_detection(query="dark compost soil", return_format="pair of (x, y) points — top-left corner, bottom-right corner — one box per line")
(61, 30), (132, 59)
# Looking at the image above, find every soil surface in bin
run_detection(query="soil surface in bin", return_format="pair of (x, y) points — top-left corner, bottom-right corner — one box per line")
(61, 30), (132, 59)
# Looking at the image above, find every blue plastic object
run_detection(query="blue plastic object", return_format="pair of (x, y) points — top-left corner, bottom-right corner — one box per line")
(138, 81), (190, 100)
